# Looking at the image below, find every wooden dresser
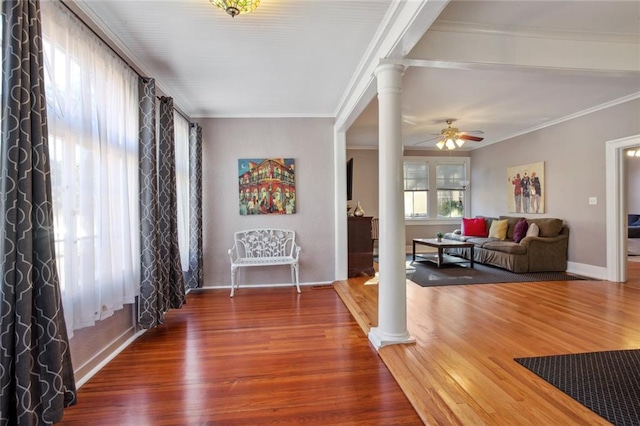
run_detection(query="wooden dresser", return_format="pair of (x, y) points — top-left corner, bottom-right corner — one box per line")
(347, 216), (375, 278)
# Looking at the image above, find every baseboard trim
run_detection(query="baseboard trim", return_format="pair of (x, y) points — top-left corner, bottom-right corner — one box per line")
(74, 328), (146, 389)
(201, 281), (334, 291)
(567, 261), (608, 281)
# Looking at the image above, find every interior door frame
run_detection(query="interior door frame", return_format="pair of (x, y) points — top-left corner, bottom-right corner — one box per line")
(606, 134), (640, 282)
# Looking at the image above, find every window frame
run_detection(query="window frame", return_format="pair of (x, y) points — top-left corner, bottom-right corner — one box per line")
(403, 156), (471, 225)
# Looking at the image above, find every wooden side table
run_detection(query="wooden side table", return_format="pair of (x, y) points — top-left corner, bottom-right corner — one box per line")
(348, 216), (375, 277)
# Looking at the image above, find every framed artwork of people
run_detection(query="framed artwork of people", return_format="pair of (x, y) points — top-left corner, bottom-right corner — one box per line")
(507, 161), (544, 214)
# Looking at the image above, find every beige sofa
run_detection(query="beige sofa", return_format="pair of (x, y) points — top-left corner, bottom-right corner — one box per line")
(443, 216), (569, 273)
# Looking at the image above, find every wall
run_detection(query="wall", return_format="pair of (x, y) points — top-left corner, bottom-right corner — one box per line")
(471, 99), (640, 268)
(201, 118), (336, 288)
(628, 152), (640, 214)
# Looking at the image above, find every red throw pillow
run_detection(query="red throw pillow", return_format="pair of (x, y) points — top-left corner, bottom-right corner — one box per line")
(513, 218), (529, 243)
(462, 217), (487, 237)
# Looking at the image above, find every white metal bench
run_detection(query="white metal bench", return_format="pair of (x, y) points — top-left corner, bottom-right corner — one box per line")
(228, 228), (301, 297)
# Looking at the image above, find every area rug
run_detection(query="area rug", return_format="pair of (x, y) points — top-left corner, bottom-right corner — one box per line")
(407, 257), (587, 287)
(515, 349), (640, 425)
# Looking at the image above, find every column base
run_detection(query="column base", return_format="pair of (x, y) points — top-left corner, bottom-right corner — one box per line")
(368, 327), (415, 350)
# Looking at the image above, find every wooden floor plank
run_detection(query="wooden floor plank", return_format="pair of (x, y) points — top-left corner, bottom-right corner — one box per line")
(334, 260), (640, 425)
(59, 287), (421, 425)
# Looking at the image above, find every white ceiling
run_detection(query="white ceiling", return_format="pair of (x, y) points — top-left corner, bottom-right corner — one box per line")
(75, 0), (640, 150)
(75, 0), (393, 117)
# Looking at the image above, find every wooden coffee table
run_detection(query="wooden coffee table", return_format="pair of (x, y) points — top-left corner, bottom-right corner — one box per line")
(412, 238), (475, 268)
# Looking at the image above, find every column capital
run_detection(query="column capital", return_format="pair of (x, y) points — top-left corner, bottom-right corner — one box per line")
(374, 63), (405, 77)
(375, 63), (404, 95)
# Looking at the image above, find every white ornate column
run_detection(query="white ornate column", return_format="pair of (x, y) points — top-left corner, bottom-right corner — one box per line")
(368, 63), (414, 349)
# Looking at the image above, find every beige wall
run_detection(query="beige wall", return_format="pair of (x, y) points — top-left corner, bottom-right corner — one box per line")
(201, 117), (336, 287)
(471, 99), (640, 267)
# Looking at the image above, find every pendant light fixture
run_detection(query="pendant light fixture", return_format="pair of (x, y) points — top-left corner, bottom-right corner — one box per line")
(210, 0), (260, 17)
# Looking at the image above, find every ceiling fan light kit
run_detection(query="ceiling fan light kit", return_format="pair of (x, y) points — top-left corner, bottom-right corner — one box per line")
(433, 119), (484, 150)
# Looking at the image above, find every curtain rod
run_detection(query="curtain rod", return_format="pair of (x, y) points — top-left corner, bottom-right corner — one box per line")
(157, 96), (189, 123)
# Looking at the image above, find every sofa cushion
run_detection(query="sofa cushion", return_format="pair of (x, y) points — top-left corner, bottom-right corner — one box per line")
(499, 216), (525, 240)
(526, 223), (539, 237)
(462, 217), (487, 237)
(488, 219), (508, 240)
(527, 218), (563, 237)
(465, 237), (499, 247)
(513, 219), (529, 243)
(482, 240), (528, 255)
(477, 216), (497, 236)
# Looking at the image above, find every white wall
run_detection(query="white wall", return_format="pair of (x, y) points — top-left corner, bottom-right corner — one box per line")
(200, 118), (336, 288)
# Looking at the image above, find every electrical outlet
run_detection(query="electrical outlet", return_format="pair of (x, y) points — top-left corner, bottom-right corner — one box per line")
(589, 197), (597, 205)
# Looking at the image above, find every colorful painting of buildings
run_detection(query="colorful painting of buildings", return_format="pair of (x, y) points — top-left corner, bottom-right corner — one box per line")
(238, 158), (296, 215)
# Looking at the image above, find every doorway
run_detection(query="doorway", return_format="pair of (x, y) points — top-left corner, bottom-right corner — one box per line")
(606, 134), (640, 282)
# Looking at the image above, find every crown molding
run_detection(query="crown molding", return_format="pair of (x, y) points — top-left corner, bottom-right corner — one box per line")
(487, 92), (640, 147)
(430, 20), (639, 44)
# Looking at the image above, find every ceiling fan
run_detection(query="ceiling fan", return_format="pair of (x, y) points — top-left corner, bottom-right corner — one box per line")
(413, 119), (484, 150)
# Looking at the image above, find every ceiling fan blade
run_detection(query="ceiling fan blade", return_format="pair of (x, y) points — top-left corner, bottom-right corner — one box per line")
(461, 130), (484, 135)
(459, 134), (484, 142)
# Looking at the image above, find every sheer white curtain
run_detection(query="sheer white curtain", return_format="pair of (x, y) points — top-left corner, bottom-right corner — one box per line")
(41, 1), (140, 337)
(174, 112), (190, 272)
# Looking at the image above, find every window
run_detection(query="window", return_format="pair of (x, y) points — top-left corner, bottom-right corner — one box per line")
(41, 1), (140, 336)
(404, 161), (429, 218)
(404, 156), (470, 222)
(436, 163), (467, 218)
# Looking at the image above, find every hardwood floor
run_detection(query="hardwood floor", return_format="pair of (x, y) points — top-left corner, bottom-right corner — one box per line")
(334, 260), (640, 425)
(60, 261), (640, 425)
(59, 286), (421, 425)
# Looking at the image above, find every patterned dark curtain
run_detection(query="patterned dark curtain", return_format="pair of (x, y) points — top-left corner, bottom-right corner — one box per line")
(0, 1), (77, 424)
(187, 123), (203, 289)
(157, 97), (185, 307)
(138, 84), (185, 329)
(138, 77), (161, 328)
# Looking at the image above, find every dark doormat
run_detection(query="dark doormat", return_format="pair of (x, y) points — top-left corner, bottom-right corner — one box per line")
(407, 257), (587, 287)
(515, 349), (640, 425)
